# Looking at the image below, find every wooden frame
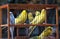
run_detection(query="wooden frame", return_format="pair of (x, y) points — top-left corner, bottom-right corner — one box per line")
(0, 4), (59, 39)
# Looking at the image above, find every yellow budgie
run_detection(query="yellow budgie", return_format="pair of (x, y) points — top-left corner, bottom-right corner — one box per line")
(30, 26), (53, 39)
(28, 12), (34, 22)
(31, 9), (46, 24)
(38, 26), (53, 39)
(29, 9), (46, 36)
(15, 10), (27, 24)
(35, 11), (40, 16)
(29, 11), (40, 29)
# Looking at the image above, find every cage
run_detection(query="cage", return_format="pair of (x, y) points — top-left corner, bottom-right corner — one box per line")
(0, 4), (59, 39)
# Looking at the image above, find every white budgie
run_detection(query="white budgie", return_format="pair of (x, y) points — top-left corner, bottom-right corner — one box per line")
(10, 12), (15, 39)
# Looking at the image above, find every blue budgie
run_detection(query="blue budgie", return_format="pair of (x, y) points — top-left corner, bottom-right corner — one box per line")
(10, 12), (15, 39)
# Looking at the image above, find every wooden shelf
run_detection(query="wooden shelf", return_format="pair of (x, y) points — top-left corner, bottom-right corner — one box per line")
(0, 4), (58, 9)
(0, 24), (8, 27)
(9, 4), (57, 10)
(0, 24), (57, 28)
(10, 24), (56, 27)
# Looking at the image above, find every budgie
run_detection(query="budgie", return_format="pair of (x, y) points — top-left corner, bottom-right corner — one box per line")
(10, 12), (15, 39)
(29, 11), (41, 30)
(15, 10), (27, 36)
(28, 9), (46, 36)
(15, 10), (27, 24)
(30, 26), (53, 39)
(38, 26), (53, 39)
(29, 10), (41, 30)
(28, 12), (34, 22)
(35, 11), (40, 16)
(28, 11), (40, 22)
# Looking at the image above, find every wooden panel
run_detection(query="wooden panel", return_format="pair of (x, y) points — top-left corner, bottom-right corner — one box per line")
(0, 8), (2, 24)
(15, 36), (29, 39)
(0, 24), (8, 27)
(0, 4), (8, 9)
(9, 4), (57, 10)
(10, 24), (56, 27)
(7, 6), (10, 39)
(56, 7), (59, 39)
(0, 8), (2, 39)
